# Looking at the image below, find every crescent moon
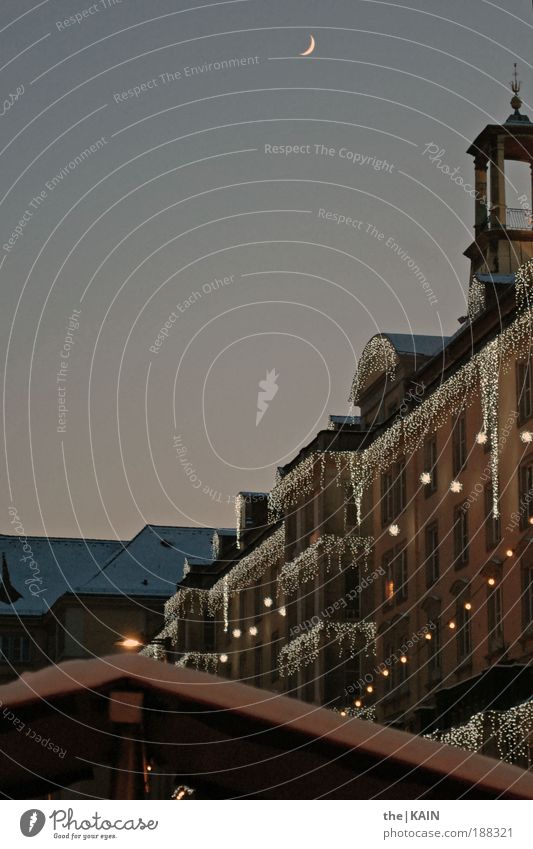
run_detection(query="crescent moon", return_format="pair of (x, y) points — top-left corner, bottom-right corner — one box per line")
(300, 34), (316, 56)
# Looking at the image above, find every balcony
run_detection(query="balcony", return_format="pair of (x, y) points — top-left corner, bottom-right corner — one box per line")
(479, 207), (533, 231)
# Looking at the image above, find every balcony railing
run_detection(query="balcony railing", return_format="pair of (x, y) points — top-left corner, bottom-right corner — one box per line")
(479, 207), (533, 231)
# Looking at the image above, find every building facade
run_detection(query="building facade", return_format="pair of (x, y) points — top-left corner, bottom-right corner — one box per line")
(144, 84), (533, 765)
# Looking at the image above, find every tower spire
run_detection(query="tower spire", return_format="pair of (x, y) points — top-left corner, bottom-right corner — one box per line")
(506, 63), (530, 124)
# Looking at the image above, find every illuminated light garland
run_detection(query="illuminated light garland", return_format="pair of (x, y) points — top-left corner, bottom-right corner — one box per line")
(333, 705), (376, 721)
(349, 334), (399, 404)
(220, 653), (228, 663)
(232, 628), (241, 638)
(450, 480), (463, 493)
(468, 277), (486, 320)
(278, 619), (377, 677)
(268, 451), (360, 521)
(515, 258), (533, 313)
(420, 472), (431, 485)
(164, 587), (208, 620)
(478, 339), (500, 515)
(264, 596), (273, 607)
(140, 643), (166, 661)
(277, 534), (373, 596)
(249, 625), (258, 636)
(279, 606), (287, 617)
(176, 652), (219, 673)
(476, 431), (488, 445)
(325, 621), (377, 658)
(426, 699), (533, 765)
(223, 576), (229, 633)
(278, 622), (323, 677)
(235, 493), (245, 549)
(183, 560), (191, 577)
(388, 524), (400, 537)
(520, 430), (533, 444)
(207, 524), (285, 614)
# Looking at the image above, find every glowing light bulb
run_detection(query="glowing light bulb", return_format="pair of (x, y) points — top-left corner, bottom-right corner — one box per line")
(400, 655), (407, 664)
(354, 699), (362, 708)
(505, 549), (514, 558)
(520, 430), (533, 443)
(279, 606), (287, 617)
(388, 524), (400, 537)
(232, 628), (241, 638)
(448, 621), (456, 630)
(464, 602), (472, 611)
(382, 669), (390, 676)
(249, 625), (258, 636)
(420, 472), (431, 485)
(476, 431), (488, 445)
(488, 577), (496, 587)
(425, 633), (432, 640)
(450, 480), (463, 493)
(220, 653), (228, 663)
(117, 638), (142, 649)
(340, 709), (347, 717)
(529, 516), (533, 525)
(366, 685), (374, 694)
(264, 597), (273, 607)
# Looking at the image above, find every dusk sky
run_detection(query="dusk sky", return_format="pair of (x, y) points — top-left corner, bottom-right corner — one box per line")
(1, 0), (532, 540)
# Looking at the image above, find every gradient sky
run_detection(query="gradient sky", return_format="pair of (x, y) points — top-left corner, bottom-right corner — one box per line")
(1, 0), (532, 540)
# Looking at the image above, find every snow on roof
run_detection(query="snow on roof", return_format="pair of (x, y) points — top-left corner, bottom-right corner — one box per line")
(383, 332), (451, 357)
(78, 525), (215, 598)
(0, 535), (122, 617)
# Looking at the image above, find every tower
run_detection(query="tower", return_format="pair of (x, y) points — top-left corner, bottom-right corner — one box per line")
(464, 65), (533, 278)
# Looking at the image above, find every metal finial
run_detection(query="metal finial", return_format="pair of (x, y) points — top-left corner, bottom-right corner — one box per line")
(511, 63), (521, 95)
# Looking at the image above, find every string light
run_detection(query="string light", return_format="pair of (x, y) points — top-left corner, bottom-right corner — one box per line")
(176, 652), (219, 673)
(448, 621), (456, 629)
(220, 653), (228, 663)
(468, 277), (486, 319)
(400, 655), (407, 664)
(278, 534), (373, 596)
(354, 699), (362, 708)
(208, 524), (285, 614)
(425, 632), (432, 640)
(277, 619), (377, 677)
(279, 606), (287, 617)
(349, 334), (399, 404)
(264, 596), (273, 607)
(388, 524), (400, 537)
(450, 480), (463, 493)
(232, 628), (242, 638)
(420, 472), (431, 485)
(366, 685), (374, 693)
(488, 577), (496, 587)
(476, 431), (488, 445)
(464, 602), (472, 611)
(248, 625), (258, 636)
(505, 549), (514, 558)
(521, 431), (533, 444)
(382, 668), (390, 676)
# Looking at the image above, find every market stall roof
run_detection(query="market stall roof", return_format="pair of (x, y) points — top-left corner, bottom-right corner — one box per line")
(1, 654), (533, 800)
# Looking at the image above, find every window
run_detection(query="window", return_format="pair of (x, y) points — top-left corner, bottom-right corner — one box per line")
(487, 585), (503, 640)
(381, 460), (406, 526)
(523, 566), (533, 630)
(517, 360), (533, 423)
(345, 568), (360, 619)
(203, 615), (215, 652)
(382, 546), (408, 604)
(519, 460), (533, 530)
(428, 620), (441, 674)
(425, 522), (439, 586)
(254, 645), (263, 687)
(254, 583), (262, 618)
(382, 550), (395, 604)
(395, 548), (408, 603)
(271, 630), (279, 683)
(239, 652), (247, 681)
(456, 604), (472, 661)
(452, 412), (467, 474)
(424, 435), (438, 494)
(485, 484), (501, 549)
(0, 635), (30, 663)
(453, 505), (469, 567)
(238, 590), (247, 626)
